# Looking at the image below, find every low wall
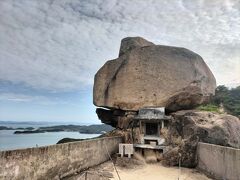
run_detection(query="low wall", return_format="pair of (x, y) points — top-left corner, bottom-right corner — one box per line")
(0, 136), (122, 180)
(197, 142), (240, 180)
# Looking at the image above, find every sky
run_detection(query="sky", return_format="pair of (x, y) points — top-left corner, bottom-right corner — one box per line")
(0, 0), (239, 123)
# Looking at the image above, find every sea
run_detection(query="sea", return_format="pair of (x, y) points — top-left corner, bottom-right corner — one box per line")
(0, 122), (100, 151)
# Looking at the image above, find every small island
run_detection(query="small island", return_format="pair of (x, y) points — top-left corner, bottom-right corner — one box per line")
(13, 124), (114, 134)
(0, 126), (35, 131)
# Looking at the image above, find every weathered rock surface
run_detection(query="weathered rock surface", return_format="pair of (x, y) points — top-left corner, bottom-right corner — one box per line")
(118, 37), (154, 57)
(162, 110), (240, 167)
(96, 108), (137, 129)
(94, 37), (216, 112)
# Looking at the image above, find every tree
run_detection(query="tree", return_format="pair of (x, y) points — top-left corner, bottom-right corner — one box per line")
(213, 85), (229, 105)
(212, 85), (240, 117)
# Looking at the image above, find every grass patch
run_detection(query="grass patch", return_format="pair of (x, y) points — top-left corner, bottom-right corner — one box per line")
(196, 104), (221, 113)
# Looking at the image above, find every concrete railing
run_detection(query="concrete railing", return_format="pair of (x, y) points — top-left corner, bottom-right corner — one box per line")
(0, 136), (122, 180)
(197, 142), (240, 180)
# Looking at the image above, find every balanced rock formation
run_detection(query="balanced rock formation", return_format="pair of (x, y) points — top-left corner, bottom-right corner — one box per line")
(93, 37), (216, 127)
(162, 110), (240, 167)
(94, 37), (216, 112)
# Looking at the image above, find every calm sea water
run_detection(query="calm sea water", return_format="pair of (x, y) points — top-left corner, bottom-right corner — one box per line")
(0, 123), (100, 151)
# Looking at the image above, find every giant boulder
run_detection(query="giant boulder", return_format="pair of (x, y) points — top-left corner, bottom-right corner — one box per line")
(93, 37), (216, 112)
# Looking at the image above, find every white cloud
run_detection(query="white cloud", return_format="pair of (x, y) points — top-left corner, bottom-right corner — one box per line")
(0, 92), (65, 105)
(0, 0), (239, 91)
(0, 93), (34, 102)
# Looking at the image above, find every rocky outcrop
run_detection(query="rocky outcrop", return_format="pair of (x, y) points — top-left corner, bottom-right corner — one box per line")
(118, 37), (154, 57)
(102, 110), (240, 167)
(96, 108), (137, 129)
(162, 110), (240, 167)
(94, 37), (216, 113)
(93, 37), (239, 168)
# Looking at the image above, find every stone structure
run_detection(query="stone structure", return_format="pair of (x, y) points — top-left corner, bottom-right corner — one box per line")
(119, 144), (134, 158)
(197, 142), (240, 180)
(0, 136), (122, 180)
(133, 107), (170, 148)
(94, 37), (216, 128)
(129, 107), (171, 163)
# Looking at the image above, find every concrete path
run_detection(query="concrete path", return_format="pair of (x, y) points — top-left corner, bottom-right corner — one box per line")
(111, 163), (211, 180)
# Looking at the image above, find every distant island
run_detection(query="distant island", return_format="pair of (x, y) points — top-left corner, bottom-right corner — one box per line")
(13, 124), (114, 134)
(0, 126), (34, 131)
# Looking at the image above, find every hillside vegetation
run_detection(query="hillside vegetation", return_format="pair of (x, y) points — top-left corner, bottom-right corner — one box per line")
(198, 85), (240, 117)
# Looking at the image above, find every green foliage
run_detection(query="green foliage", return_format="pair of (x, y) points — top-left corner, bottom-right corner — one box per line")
(196, 85), (240, 116)
(212, 85), (229, 105)
(212, 85), (240, 116)
(197, 104), (220, 113)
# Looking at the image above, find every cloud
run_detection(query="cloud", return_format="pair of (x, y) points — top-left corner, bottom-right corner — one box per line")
(0, 92), (66, 105)
(0, 0), (239, 92)
(0, 93), (34, 102)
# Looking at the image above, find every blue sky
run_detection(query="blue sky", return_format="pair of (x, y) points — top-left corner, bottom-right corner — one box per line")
(0, 0), (239, 123)
(0, 81), (97, 123)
